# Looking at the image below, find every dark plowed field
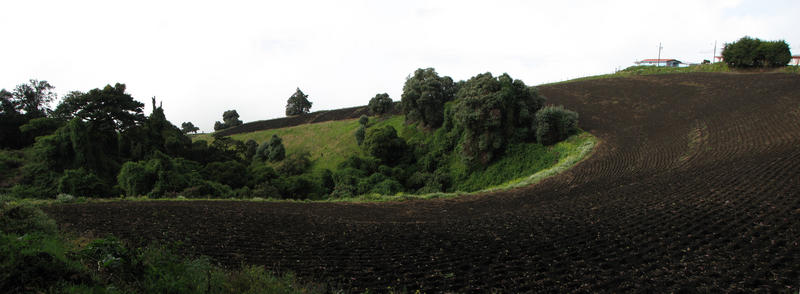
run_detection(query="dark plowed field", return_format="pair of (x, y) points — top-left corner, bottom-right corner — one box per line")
(46, 73), (800, 292)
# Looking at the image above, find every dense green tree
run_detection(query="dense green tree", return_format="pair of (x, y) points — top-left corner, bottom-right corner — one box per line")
(368, 93), (393, 115)
(213, 110), (243, 131)
(181, 122), (199, 134)
(1, 80), (58, 148)
(722, 36), (792, 68)
(363, 126), (408, 165)
(285, 88), (312, 116)
(401, 68), (456, 128)
(267, 134), (286, 162)
(449, 72), (545, 165)
(359, 115), (369, 126)
(223, 110), (243, 127)
(535, 105), (579, 146)
(355, 125), (366, 146)
(57, 168), (111, 197)
(11, 79), (56, 118)
(53, 83), (145, 132)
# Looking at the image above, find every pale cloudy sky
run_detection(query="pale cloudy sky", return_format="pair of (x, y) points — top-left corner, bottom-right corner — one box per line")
(1, 0), (798, 132)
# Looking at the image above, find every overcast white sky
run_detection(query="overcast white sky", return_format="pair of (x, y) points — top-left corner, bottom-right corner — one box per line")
(2, 0), (798, 132)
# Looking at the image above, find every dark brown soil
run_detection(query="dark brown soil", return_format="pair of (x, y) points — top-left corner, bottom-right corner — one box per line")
(45, 73), (800, 292)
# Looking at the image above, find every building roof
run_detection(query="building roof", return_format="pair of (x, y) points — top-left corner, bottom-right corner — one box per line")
(640, 59), (679, 62)
(792, 56), (800, 58)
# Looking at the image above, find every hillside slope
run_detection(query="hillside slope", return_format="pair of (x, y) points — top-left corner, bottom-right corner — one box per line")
(48, 73), (800, 292)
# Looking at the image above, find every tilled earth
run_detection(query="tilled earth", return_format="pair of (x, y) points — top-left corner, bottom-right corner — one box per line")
(46, 73), (800, 292)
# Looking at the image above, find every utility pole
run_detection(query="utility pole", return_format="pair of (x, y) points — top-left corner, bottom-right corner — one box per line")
(657, 42), (663, 67)
(712, 40), (717, 63)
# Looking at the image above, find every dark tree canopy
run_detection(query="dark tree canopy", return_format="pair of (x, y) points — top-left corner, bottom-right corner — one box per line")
(181, 122), (200, 134)
(363, 126), (408, 165)
(535, 105), (579, 146)
(53, 83), (145, 132)
(401, 68), (456, 128)
(213, 110), (243, 131)
(368, 93), (394, 115)
(223, 110), (243, 127)
(286, 88), (312, 116)
(11, 79), (56, 118)
(722, 36), (792, 68)
(449, 72), (546, 165)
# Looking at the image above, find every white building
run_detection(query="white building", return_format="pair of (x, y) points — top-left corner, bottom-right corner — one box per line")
(635, 59), (683, 67)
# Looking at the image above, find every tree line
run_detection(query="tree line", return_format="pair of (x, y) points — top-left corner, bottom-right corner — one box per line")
(1, 67), (580, 199)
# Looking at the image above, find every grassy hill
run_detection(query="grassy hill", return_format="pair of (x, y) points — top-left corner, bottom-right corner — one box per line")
(195, 115), (416, 171)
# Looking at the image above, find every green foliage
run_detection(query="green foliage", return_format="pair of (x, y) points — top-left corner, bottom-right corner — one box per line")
(213, 110), (244, 131)
(354, 125), (366, 146)
(19, 117), (65, 140)
(276, 151), (311, 176)
(180, 121), (199, 134)
(118, 152), (206, 198)
(57, 168), (112, 198)
(363, 126), (408, 165)
(244, 139), (258, 161)
(368, 93), (394, 115)
(118, 160), (157, 197)
(202, 160), (248, 189)
(121, 102), (192, 160)
(0, 150), (24, 188)
(53, 83), (145, 132)
(722, 36), (792, 68)
(449, 72), (545, 166)
(359, 115), (369, 126)
(401, 68), (456, 128)
(0, 201), (57, 235)
(536, 105), (579, 145)
(268, 134), (286, 162)
(285, 88), (312, 116)
(9, 79), (56, 118)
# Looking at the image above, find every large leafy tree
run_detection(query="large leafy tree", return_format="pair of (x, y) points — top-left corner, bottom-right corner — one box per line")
(181, 122), (200, 134)
(722, 36), (791, 68)
(53, 83), (145, 132)
(449, 72), (546, 165)
(285, 88), (312, 116)
(368, 93), (394, 115)
(213, 110), (243, 131)
(363, 126), (408, 165)
(401, 68), (456, 128)
(11, 79), (57, 118)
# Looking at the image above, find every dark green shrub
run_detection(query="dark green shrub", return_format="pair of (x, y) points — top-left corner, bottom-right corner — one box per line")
(276, 152), (311, 176)
(535, 105), (579, 145)
(355, 125), (366, 146)
(401, 68), (456, 128)
(450, 72), (545, 166)
(180, 180), (234, 198)
(0, 203), (57, 235)
(117, 160), (157, 197)
(57, 168), (111, 198)
(358, 115), (369, 126)
(722, 36), (792, 68)
(371, 179), (403, 195)
(0, 234), (89, 293)
(368, 93), (394, 115)
(203, 160), (248, 189)
(363, 126), (408, 165)
(267, 134), (286, 162)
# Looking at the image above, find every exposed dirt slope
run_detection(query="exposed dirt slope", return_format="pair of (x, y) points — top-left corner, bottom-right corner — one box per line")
(46, 73), (800, 292)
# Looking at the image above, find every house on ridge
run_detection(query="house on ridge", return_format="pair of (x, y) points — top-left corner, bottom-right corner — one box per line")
(635, 59), (683, 67)
(792, 56), (800, 66)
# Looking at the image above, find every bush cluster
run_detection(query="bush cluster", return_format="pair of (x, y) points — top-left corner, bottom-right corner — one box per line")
(722, 36), (792, 68)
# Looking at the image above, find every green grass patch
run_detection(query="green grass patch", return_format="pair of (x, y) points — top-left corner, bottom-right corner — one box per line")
(196, 115), (405, 172)
(543, 63), (732, 86)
